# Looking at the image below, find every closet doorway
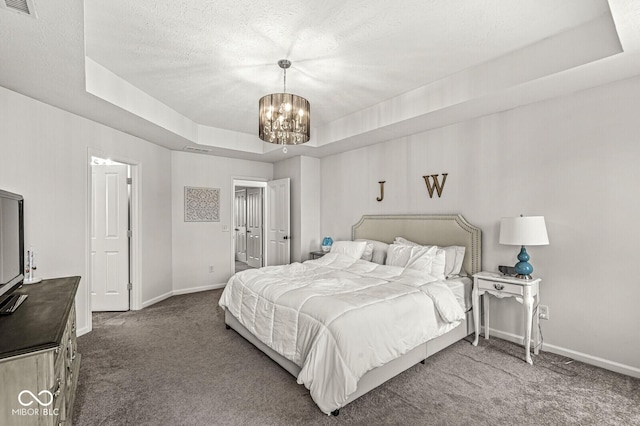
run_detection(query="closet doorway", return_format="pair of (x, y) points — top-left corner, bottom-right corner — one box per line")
(234, 186), (263, 271)
(231, 178), (290, 274)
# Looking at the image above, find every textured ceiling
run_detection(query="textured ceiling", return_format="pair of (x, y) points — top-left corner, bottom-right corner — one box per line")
(1, 1), (640, 161)
(84, 0), (611, 133)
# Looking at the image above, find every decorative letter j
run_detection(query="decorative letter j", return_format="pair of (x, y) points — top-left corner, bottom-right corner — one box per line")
(376, 181), (386, 202)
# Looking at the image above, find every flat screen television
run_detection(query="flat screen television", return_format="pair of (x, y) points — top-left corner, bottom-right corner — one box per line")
(0, 189), (24, 302)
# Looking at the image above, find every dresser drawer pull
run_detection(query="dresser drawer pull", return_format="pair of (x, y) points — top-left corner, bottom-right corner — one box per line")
(51, 378), (62, 398)
(68, 338), (77, 361)
(493, 283), (505, 291)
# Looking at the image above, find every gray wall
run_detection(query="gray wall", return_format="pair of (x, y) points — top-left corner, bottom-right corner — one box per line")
(171, 151), (273, 290)
(0, 86), (173, 336)
(320, 75), (640, 374)
(274, 155), (321, 262)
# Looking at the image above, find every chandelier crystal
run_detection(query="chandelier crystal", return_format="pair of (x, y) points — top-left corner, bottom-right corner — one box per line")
(259, 59), (310, 145)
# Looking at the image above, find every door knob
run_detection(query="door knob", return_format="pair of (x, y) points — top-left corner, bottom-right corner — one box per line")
(283, 235), (288, 240)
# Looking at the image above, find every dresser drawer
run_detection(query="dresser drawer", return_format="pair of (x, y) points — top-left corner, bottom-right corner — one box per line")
(477, 278), (523, 296)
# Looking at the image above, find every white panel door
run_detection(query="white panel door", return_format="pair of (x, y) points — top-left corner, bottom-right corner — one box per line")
(266, 178), (290, 266)
(91, 164), (129, 311)
(246, 187), (263, 268)
(234, 189), (247, 262)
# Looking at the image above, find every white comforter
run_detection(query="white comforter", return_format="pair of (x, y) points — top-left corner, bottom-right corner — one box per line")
(218, 253), (465, 414)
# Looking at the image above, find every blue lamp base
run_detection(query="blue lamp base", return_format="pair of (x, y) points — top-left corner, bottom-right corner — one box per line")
(514, 246), (534, 280)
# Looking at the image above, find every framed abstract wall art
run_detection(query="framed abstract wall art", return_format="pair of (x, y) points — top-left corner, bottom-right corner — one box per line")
(184, 186), (220, 222)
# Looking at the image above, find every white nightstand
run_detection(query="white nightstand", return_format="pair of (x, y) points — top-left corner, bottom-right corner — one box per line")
(472, 271), (541, 365)
(309, 250), (326, 260)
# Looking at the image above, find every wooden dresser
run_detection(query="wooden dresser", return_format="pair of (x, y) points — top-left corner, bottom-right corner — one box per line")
(0, 276), (81, 426)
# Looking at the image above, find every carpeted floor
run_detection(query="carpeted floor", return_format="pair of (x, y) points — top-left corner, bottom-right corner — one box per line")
(72, 290), (640, 425)
(235, 260), (256, 273)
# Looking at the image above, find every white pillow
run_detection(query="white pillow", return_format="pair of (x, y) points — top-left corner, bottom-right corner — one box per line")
(359, 241), (374, 262)
(385, 243), (414, 267)
(355, 239), (389, 264)
(386, 244), (443, 278)
(429, 248), (447, 279)
(405, 246), (446, 279)
(443, 246), (466, 277)
(330, 240), (368, 259)
(394, 237), (418, 246)
(394, 237), (466, 278)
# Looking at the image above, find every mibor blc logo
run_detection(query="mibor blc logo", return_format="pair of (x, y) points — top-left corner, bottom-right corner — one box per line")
(12, 390), (59, 417)
(18, 390), (54, 407)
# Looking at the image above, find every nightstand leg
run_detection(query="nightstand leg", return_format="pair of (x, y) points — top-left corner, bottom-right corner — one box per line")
(534, 295), (540, 355)
(472, 285), (480, 346)
(524, 290), (534, 365)
(483, 293), (490, 340)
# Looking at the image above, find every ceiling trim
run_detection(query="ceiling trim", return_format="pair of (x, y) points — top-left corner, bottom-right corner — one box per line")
(84, 13), (624, 160)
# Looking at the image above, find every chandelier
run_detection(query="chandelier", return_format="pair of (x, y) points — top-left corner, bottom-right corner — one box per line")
(259, 59), (310, 145)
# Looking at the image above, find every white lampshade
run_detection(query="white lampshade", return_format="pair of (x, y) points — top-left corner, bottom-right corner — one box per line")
(499, 216), (549, 246)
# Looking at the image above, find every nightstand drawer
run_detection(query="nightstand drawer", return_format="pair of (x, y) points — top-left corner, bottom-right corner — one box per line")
(476, 278), (523, 296)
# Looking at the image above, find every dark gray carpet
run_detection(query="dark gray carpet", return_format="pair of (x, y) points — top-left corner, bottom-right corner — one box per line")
(235, 260), (256, 273)
(73, 290), (640, 425)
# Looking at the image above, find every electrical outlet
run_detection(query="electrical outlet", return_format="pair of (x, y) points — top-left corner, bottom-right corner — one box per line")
(539, 305), (549, 320)
(209, 265), (215, 273)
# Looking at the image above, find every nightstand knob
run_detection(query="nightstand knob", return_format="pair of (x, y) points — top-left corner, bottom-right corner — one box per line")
(494, 283), (505, 291)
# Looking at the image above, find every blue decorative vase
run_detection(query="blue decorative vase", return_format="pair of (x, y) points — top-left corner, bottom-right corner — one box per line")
(514, 246), (534, 279)
(321, 236), (333, 252)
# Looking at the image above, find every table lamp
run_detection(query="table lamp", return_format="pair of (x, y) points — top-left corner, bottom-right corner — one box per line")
(499, 216), (549, 279)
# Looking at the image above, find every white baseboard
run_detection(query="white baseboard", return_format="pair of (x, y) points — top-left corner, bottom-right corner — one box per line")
(486, 327), (640, 379)
(172, 283), (226, 295)
(141, 283), (226, 309)
(141, 290), (174, 309)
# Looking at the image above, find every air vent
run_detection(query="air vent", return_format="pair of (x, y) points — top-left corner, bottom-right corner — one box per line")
(183, 146), (212, 153)
(1, 0), (37, 17)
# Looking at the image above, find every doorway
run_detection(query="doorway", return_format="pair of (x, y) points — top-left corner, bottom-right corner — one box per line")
(90, 156), (135, 312)
(231, 178), (290, 274)
(234, 186), (263, 272)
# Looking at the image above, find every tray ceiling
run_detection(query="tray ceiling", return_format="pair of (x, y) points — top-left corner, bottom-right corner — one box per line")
(2, 1), (640, 161)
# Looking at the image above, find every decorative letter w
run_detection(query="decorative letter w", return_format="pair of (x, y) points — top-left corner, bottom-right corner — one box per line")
(422, 173), (448, 198)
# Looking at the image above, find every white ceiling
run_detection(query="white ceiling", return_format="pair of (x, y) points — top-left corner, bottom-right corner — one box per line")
(2, 1), (640, 162)
(84, 0), (610, 131)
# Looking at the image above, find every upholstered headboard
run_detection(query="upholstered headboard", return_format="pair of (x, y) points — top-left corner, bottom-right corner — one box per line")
(352, 214), (482, 275)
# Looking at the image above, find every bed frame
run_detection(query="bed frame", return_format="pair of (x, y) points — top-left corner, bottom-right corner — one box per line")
(224, 214), (482, 415)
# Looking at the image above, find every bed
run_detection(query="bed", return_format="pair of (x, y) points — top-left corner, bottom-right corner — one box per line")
(219, 214), (482, 415)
